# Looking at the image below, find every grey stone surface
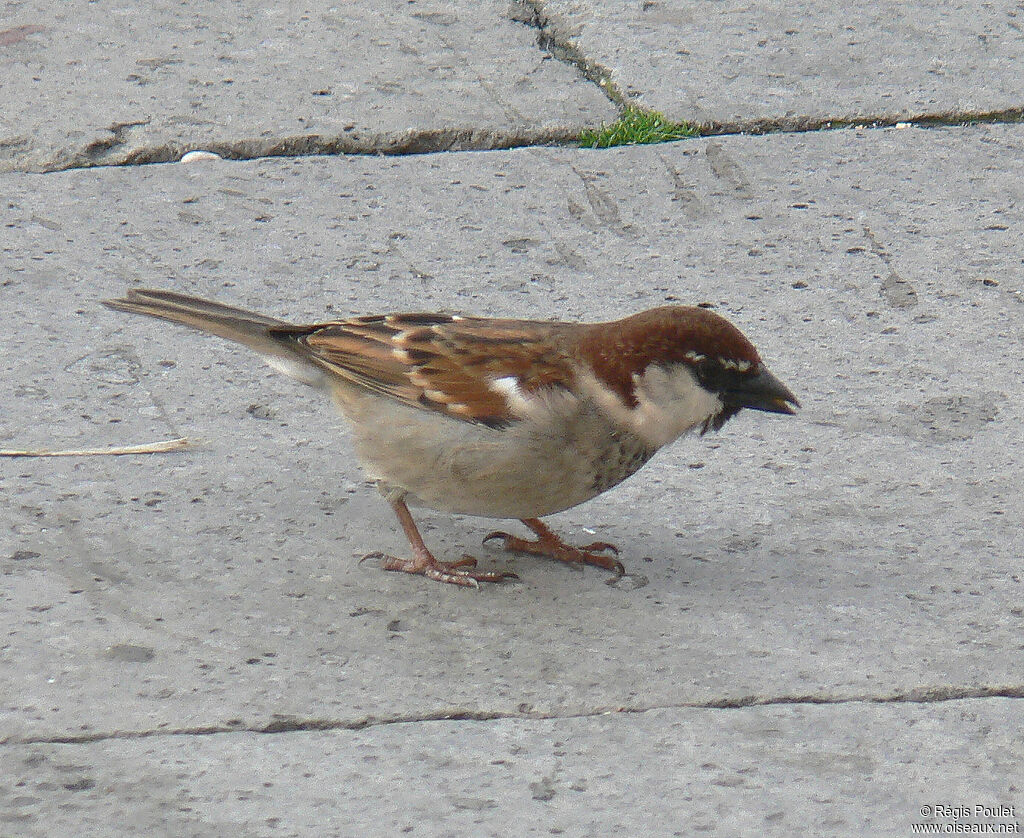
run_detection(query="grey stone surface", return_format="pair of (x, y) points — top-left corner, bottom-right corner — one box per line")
(0, 1), (613, 173)
(3, 700), (1022, 837)
(3, 0), (1024, 825)
(2, 126), (1022, 765)
(539, 0), (1024, 125)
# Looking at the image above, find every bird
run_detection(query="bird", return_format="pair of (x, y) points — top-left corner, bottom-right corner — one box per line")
(103, 289), (799, 587)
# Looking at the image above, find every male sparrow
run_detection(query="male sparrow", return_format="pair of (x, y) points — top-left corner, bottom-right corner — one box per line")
(104, 290), (798, 587)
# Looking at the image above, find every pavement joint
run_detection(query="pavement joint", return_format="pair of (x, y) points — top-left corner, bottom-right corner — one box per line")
(700, 105), (1024, 138)
(511, 0), (626, 107)
(41, 125), (583, 173)
(35, 100), (1024, 176)
(6, 684), (1022, 748)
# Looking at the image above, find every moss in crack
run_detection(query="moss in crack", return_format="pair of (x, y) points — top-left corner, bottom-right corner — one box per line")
(579, 106), (700, 148)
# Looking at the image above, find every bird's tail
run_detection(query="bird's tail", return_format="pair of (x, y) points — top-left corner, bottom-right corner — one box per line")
(103, 288), (327, 386)
(103, 288), (293, 351)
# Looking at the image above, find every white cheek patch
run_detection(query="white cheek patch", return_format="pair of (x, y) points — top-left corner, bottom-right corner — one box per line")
(583, 366), (722, 449)
(631, 365), (722, 447)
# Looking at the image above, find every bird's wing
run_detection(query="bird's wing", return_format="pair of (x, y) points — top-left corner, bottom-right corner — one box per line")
(273, 313), (577, 427)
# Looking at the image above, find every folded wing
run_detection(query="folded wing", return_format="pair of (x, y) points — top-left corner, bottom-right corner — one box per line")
(278, 314), (576, 428)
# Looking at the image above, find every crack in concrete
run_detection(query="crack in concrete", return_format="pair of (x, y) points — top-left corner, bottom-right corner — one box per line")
(34, 125), (581, 173)
(31, 105), (1024, 175)
(5, 684), (1022, 747)
(510, 0), (626, 107)
(701, 106), (1024, 138)
(79, 119), (152, 162)
(30, 104), (1024, 176)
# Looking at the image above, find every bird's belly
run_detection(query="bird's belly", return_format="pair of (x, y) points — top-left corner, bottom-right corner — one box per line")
(342, 395), (656, 519)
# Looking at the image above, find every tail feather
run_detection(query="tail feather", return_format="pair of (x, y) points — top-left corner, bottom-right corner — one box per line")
(103, 288), (327, 387)
(103, 288), (292, 352)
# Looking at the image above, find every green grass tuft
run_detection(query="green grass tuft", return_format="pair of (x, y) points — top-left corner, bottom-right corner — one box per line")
(579, 106), (700, 148)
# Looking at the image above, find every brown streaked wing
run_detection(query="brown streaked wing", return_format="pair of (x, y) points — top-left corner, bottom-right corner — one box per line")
(278, 314), (577, 426)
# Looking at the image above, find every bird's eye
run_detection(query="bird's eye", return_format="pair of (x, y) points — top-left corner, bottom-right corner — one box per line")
(694, 358), (731, 392)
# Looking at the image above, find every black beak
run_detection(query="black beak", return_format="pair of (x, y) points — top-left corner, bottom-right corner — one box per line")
(722, 364), (800, 415)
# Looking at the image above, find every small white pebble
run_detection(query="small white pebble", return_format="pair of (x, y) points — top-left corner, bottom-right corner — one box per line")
(893, 122), (911, 129)
(180, 150), (222, 164)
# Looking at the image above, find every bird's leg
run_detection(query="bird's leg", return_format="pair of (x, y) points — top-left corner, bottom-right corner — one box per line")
(484, 518), (624, 576)
(363, 498), (515, 587)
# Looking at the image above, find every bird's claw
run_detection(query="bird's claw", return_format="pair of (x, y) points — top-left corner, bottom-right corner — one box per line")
(483, 529), (624, 576)
(361, 551), (516, 587)
(579, 541), (619, 556)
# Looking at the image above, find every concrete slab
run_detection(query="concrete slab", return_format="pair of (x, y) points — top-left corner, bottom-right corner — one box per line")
(3, 701), (1022, 837)
(0, 1), (614, 174)
(537, 0), (1024, 126)
(2, 125), (1022, 756)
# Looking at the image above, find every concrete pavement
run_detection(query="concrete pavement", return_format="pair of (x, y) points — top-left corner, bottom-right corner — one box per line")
(2, 2), (1022, 836)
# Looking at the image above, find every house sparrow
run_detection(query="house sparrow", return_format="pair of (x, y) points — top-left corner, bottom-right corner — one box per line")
(104, 289), (798, 587)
